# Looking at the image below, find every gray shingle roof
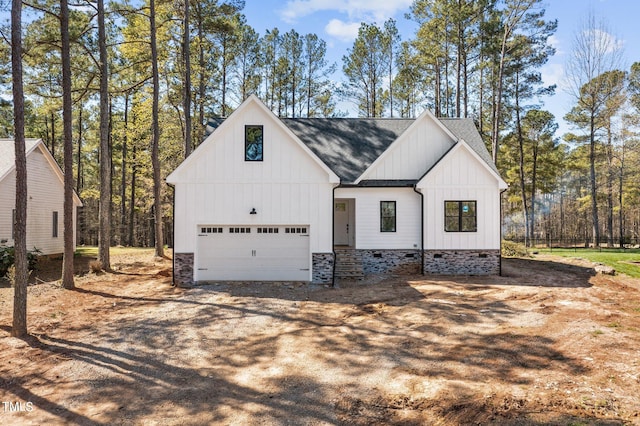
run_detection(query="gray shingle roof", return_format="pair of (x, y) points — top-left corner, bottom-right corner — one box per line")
(0, 139), (41, 181)
(438, 118), (498, 174)
(282, 118), (413, 182)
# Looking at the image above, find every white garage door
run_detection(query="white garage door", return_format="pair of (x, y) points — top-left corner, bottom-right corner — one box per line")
(195, 225), (310, 281)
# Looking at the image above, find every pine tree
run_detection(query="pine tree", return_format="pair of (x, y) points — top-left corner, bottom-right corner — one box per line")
(11, 0), (28, 337)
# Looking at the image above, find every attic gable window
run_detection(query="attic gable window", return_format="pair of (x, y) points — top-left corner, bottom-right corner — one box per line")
(445, 201), (477, 232)
(245, 125), (263, 161)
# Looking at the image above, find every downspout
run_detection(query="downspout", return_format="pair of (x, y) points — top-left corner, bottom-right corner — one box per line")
(331, 184), (339, 287)
(500, 188), (507, 276)
(167, 182), (176, 286)
(413, 185), (425, 275)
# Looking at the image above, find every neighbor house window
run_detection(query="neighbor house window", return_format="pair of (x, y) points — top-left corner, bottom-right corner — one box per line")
(445, 201), (477, 232)
(245, 125), (263, 161)
(380, 201), (396, 232)
(52, 211), (59, 238)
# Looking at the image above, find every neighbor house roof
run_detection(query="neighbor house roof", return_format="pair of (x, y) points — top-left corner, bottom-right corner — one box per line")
(0, 138), (83, 206)
(0, 138), (41, 182)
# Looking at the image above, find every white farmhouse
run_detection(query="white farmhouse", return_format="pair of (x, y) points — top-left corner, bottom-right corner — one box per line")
(167, 95), (507, 285)
(0, 139), (82, 255)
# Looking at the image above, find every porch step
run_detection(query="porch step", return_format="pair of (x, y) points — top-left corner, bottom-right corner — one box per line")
(334, 249), (364, 280)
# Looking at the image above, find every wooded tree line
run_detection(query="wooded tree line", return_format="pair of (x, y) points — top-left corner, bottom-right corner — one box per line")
(1, 0), (640, 263)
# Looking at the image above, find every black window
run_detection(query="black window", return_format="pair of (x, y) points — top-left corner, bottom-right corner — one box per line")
(380, 201), (396, 232)
(52, 211), (58, 238)
(445, 201), (477, 232)
(245, 125), (263, 161)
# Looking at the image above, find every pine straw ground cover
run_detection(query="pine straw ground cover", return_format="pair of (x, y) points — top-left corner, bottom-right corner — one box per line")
(1, 249), (640, 425)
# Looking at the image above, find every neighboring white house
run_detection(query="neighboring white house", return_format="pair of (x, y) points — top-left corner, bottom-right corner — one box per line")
(0, 139), (82, 255)
(167, 95), (508, 285)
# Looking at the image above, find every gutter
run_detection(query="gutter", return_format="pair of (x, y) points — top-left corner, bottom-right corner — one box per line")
(413, 185), (425, 275)
(331, 184), (339, 287)
(167, 181), (176, 286)
(499, 187), (508, 276)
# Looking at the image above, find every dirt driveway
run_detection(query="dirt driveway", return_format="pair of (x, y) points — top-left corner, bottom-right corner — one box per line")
(1, 253), (640, 425)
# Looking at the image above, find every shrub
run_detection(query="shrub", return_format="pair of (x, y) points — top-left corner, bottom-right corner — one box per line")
(0, 245), (41, 278)
(502, 240), (529, 257)
(89, 260), (103, 273)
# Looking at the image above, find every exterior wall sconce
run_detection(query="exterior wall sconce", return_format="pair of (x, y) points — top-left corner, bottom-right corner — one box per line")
(250, 208), (257, 215)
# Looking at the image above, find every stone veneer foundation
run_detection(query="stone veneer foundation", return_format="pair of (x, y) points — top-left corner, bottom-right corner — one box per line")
(312, 253), (334, 284)
(173, 249), (500, 285)
(423, 250), (500, 275)
(173, 252), (194, 286)
(360, 250), (422, 275)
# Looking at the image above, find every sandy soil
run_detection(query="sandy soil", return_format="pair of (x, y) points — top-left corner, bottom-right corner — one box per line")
(1, 252), (640, 425)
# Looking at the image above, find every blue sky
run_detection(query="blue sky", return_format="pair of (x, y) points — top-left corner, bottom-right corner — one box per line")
(243, 0), (640, 137)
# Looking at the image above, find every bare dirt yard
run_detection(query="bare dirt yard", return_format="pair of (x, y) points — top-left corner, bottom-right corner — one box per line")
(1, 251), (640, 425)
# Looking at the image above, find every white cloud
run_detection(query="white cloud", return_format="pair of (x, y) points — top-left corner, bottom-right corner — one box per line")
(325, 19), (361, 42)
(541, 63), (566, 91)
(280, 0), (413, 24)
(547, 35), (563, 56)
(585, 28), (625, 54)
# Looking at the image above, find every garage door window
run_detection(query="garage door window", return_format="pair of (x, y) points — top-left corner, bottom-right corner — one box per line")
(257, 227), (279, 234)
(229, 227), (251, 233)
(201, 227), (223, 233)
(285, 227), (307, 234)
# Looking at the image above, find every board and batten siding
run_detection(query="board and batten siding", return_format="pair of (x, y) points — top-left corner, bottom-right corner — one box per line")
(335, 187), (421, 250)
(169, 100), (336, 255)
(0, 147), (75, 255)
(417, 144), (502, 250)
(359, 114), (455, 181)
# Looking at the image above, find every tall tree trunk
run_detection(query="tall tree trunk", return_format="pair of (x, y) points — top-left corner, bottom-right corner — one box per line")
(478, 12), (485, 136)
(515, 82), (530, 246)
(444, 29), (450, 117)
(605, 124), (614, 247)
(434, 60), (441, 117)
(60, 0), (75, 289)
(221, 38), (227, 117)
(97, 0), (111, 270)
(618, 152), (624, 248)
(456, 18), (462, 118)
(150, 0), (164, 257)
(196, 2), (205, 144)
(462, 47), (468, 118)
(589, 113), (600, 246)
(50, 111), (55, 160)
(11, 0), (28, 337)
(389, 43), (394, 117)
(530, 145), (538, 247)
(183, 0), (192, 157)
(128, 144), (137, 247)
(306, 58), (312, 117)
(76, 104), (83, 193)
(618, 140), (626, 247)
(618, 169), (624, 247)
(491, 30), (508, 164)
(121, 94), (129, 245)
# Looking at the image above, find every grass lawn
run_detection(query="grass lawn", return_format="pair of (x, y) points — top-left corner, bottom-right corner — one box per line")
(536, 248), (640, 278)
